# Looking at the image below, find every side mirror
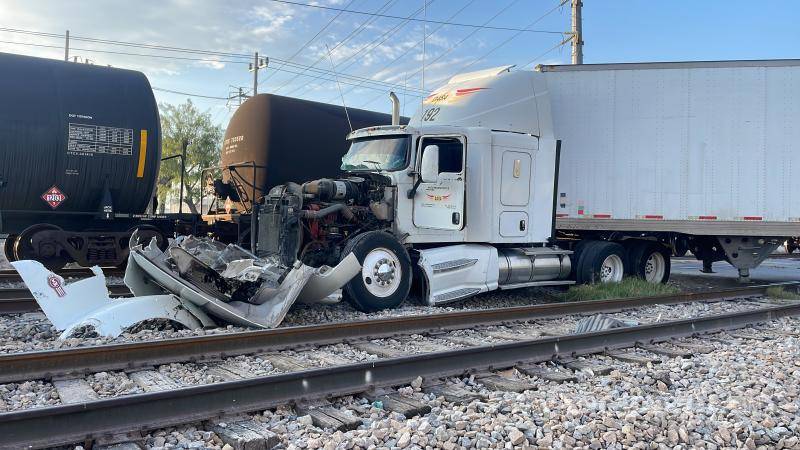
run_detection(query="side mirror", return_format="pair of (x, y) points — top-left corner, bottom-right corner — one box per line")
(420, 145), (439, 183)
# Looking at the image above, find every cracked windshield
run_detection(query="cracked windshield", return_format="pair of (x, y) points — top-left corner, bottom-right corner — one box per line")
(340, 135), (410, 171)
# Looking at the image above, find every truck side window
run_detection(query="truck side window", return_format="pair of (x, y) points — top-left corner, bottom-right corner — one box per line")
(421, 137), (463, 174)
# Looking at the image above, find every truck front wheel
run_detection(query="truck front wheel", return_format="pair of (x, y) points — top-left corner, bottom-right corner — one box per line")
(340, 231), (411, 312)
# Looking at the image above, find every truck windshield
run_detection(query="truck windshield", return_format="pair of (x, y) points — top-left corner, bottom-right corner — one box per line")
(341, 136), (410, 171)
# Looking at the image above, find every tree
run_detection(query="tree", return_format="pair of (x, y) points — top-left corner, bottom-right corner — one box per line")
(158, 100), (223, 214)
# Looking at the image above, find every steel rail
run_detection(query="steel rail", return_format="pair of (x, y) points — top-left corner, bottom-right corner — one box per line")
(1, 302), (798, 448)
(0, 267), (126, 281)
(0, 282), (792, 384)
(0, 285), (131, 312)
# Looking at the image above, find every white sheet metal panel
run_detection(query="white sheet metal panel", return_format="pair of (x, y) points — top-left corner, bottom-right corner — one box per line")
(546, 62), (800, 229)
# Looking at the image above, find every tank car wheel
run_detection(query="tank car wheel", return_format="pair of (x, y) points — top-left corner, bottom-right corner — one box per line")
(576, 241), (626, 284)
(14, 224), (69, 270)
(627, 242), (671, 284)
(340, 231), (411, 312)
(3, 234), (18, 263)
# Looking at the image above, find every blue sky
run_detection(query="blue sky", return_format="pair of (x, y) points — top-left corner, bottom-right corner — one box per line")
(1, 1), (798, 127)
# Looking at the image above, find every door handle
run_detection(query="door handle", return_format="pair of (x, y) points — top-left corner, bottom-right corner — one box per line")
(519, 220), (526, 231)
(452, 212), (461, 225)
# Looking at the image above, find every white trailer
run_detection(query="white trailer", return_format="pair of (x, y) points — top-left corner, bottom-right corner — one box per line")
(254, 59), (800, 312)
(542, 60), (800, 279)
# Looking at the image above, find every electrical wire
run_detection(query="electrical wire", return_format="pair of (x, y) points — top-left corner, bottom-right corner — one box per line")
(457, 0), (568, 73)
(325, 0), (476, 104)
(265, 0), (564, 34)
(357, 0), (525, 108)
(0, 31), (428, 94)
(270, 0), (398, 94)
(258, 0), (357, 88)
(152, 87), (234, 100)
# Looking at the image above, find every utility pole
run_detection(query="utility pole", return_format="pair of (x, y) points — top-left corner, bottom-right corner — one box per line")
(570, 0), (583, 64)
(64, 30), (69, 62)
(248, 52), (268, 96)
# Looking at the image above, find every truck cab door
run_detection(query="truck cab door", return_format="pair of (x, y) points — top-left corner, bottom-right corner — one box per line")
(412, 136), (465, 230)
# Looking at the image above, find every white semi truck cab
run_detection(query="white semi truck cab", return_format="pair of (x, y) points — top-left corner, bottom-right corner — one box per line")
(259, 66), (579, 311)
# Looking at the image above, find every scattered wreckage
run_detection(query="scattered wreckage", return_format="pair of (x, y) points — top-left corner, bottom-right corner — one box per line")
(12, 232), (360, 338)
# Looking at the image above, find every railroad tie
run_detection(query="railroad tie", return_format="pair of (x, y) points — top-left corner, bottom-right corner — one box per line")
(638, 343), (694, 359)
(539, 328), (570, 337)
(477, 374), (537, 393)
(259, 354), (312, 372)
(52, 377), (99, 403)
(127, 370), (180, 392)
(726, 331), (772, 341)
(484, 330), (540, 341)
(558, 357), (614, 376)
(206, 364), (246, 381)
(515, 364), (578, 383)
(93, 443), (143, 450)
(672, 342), (714, 354)
(295, 404), (362, 431)
(208, 420), (280, 450)
(350, 341), (406, 358)
(422, 382), (485, 404)
(605, 350), (661, 366)
(364, 392), (431, 417)
(438, 335), (486, 346)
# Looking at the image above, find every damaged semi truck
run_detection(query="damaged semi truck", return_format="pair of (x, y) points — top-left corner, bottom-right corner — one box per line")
(254, 60), (800, 312)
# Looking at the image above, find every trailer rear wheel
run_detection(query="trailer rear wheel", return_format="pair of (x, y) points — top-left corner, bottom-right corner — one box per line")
(576, 241), (626, 284)
(786, 238), (798, 254)
(628, 242), (671, 283)
(341, 231), (411, 312)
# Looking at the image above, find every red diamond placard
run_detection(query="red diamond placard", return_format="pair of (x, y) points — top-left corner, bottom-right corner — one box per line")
(41, 185), (67, 209)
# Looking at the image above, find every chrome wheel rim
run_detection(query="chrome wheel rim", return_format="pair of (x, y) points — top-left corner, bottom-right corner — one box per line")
(599, 254), (624, 283)
(644, 251), (666, 283)
(361, 247), (402, 297)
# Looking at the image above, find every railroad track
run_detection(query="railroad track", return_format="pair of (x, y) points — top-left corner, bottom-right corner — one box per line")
(0, 284), (131, 314)
(0, 267), (126, 282)
(0, 283), (797, 447)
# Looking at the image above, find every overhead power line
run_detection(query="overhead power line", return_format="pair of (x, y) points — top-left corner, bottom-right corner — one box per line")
(270, 0), (399, 94)
(457, 0), (568, 73)
(258, 0), (357, 89)
(152, 87), (234, 100)
(0, 28), (428, 95)
(265, 0), (565, 34)
(328, 0), (476, 104)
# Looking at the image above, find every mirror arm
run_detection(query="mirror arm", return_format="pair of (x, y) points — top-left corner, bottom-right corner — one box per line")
(407, 177), (423, 199)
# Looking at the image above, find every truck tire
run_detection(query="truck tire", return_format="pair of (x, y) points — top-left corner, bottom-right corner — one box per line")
(576, 241), (626, 284)
(628, 242), (671, 283)
(568, 240), (592, 280)
(340, 231), (412, 312)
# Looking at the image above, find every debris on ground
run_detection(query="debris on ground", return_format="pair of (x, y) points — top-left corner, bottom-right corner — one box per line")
(11, 232), (361, 338)
(573, 314), (639, 334)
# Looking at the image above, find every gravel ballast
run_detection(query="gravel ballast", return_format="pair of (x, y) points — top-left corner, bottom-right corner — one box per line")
(120, 316), (800, 450)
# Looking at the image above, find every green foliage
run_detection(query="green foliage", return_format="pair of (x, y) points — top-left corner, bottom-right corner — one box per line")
(557, 277), (680, 302)
(765, 286), (800, 300)
(158, 100), (223, 214)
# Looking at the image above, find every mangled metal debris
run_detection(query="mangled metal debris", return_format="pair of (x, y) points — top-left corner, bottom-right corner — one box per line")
(572, 314), (639, 334)
(12, 232), (360, 338)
